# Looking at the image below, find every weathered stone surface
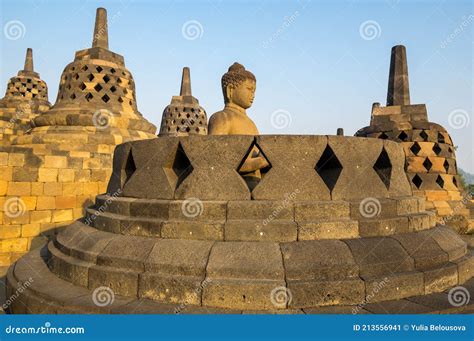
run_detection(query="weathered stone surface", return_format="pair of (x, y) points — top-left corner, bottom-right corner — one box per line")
(161, 221), (224, 240)
(344, 237), (415, 277)
(452, 251), (474, 283)
(174, 135), (254, 200)
(169, 200), (226, 221)
(252, 135), (330, 200)
(391, 230), (449, 270)
(202, 278), (286, 310)
(88, 265), (139, 297)
(224, 220), (297, 242)
(427, 226), (467, 260)
(358, 217), (409, 237)
(145, 239), (214, 276)
(227, 200), (293, 220)
(423, 263), (458, 294)
(206, 242), (284, 280)
(295, 201), (349, 221)
(364, 299), (432, 314)
(49, 242), (91, 287)
(96, 236), (156, 271)
(364, 272), (424, 302)
(281, 240), (359, 281)
(288, 279), (365, 307)
(298, 220), (358, 240)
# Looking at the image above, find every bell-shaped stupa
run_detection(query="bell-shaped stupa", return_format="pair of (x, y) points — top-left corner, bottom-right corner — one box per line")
(356, 45), (471, 233)
(30, 7), (156, 140)
(0, 48), (51, 143)
(159, 67), (208, 136)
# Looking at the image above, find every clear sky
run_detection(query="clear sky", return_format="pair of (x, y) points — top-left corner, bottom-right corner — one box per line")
(1, 0), (472, 172)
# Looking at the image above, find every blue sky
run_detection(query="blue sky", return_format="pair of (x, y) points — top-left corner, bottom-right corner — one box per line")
(1, 0), (472, 172)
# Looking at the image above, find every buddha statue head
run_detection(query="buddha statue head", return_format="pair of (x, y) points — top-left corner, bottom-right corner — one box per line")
(221, 62), (256, 110)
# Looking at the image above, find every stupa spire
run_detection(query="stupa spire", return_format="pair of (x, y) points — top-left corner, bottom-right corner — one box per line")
(23, 48), (34, 72)
(92, 7), (109, 49)
(180, 67), (192, 96)
(386, 45), (410, 106)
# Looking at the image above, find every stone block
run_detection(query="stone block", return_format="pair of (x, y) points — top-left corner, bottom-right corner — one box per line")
(58, 169), (75, 182)
(88, 265), (139, 297)
(281, 240), (359, 281)
(8, 154), (24, 167)
(298, 220), (358, 240)
(43, 183), (62, 196)
(364, 272), (424, 302)
(97, 236), (156, 271)
(55, 196), (76, 209)
(224, 220), (297, 242)
(288, 279), (365, 307)
(207, 242), (284, 280)
(161, 221), (224, 241)
(358, 217), (409, 237)
(423, 263), (458, 294)
(427, 226), (467, 260)
(295, 201), (349, 221)
(0, 225), (21, 239)
(12, 168), (38, 182)
(38, 168), (58, 182)
(36, 196), (55, 210)
(52, 209), (73, 223)
(130, 200), (169, 219)
(7, 182), (31, 196)
(44, 155), (67, 168)
(345, 237), (414, 278)
(30, 210), (52, 224)
(21, 224), (40, 237)
(228, 200), (293, 221)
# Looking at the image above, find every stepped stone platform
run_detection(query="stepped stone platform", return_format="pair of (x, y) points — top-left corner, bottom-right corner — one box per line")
(7, 135), (473, 313)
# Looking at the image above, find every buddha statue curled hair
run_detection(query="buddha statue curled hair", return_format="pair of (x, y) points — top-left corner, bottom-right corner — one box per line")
(221, 63), (256, 102)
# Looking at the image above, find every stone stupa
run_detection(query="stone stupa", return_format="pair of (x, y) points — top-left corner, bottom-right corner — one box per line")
(159, 67), (208, 136)
(7, 62), (473, 314)
(356, 45), (472, 234)
(0, 8), (156, 266)
(0, 48), (51, 144)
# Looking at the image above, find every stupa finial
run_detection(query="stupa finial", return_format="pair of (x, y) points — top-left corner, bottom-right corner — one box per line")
(92, 7), (109, 49)
(180, 67), (192, 96)
(24, 48), (34, 72)
(387, 45), (410, 106)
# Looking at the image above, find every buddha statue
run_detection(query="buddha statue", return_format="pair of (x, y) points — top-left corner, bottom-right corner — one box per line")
(208, 62), (269, 190)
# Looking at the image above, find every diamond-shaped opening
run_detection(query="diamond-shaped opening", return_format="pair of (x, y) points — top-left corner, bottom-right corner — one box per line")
(85, 93), (94, 101)
(432, 143), (442, 156)
(103, 75), (111, 83)
(410, 142), (421, 156)
(70, 93), (76, 100)
(237, 140), (272, 192)
(102, 94), (110, 103)
(118, 97), (124, 103)
(398, 131), (408, 141)
(163, 142), (193, 190)
(412, 174), (423, 189)
(453, 176), (458, 188)
(79, 82), (87, 91)
(437, 132), (445, 144)
(436, 175), (444, 188)
(87, 74), (94, 81)
(94, 84), (103, 92)
(420, 130), (428, 141)
(423, 157), (433, 172)
(74, 73), (80, 80)
(110, 86), (117, 93)
(121, 150), (136, 187)
(117, 78), (122, 84)
(443, 159), (450, 173)
(110, 68), (116, 74)
(379, 132), (389, 139)
(315, 145), (342, 193)
(96, 66), (103, 73)
(373, 147), (392, 190)
(82, 65), (88, 71)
